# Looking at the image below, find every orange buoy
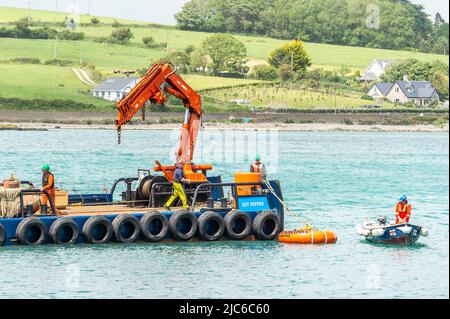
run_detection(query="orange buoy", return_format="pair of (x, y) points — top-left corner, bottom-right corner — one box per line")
(278, 228), (338, 244)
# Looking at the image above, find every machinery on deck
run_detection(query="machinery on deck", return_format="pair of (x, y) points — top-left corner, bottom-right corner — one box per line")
(115, 64), (213, 207)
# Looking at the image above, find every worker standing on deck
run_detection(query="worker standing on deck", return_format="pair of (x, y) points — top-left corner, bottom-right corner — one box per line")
(165, 161), (191, 210)
(41, 164), (56, 213)
(395, 195), (412, 224)
(250, 155), (267, 179)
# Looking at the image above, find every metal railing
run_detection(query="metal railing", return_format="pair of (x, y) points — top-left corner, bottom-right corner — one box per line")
(149, 182), (212, 208)
(20, 189), (57, 217)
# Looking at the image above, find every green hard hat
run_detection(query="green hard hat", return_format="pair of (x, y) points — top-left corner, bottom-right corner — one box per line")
(41, 164), (50, 171)
(255, 154), (261, 161)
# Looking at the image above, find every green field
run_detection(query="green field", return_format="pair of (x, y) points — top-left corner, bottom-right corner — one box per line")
(206, 84), (395, 110)
(0, 5), (149, 25)
(1, 6), (447, 69)
(0, 6), (448, 112)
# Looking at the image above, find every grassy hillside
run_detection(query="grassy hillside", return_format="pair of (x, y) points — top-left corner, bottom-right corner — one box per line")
(0, 6), (448, 113)
(1, 6), (447, 69)
(0, 6), (149, 25)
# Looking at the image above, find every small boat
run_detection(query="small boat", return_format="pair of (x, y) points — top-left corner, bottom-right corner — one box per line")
(356, 217), (429, 245)
(278, 225), (337, 244)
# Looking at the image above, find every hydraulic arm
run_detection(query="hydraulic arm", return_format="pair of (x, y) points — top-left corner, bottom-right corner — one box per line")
(115, 64), (212, 183)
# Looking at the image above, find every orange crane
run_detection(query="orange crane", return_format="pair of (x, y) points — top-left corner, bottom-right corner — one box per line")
(115, 64), (212, 183)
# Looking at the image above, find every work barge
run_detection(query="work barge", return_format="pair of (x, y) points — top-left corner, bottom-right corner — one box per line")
(1, 63), (284, 246)
(0, 174), (285, 246)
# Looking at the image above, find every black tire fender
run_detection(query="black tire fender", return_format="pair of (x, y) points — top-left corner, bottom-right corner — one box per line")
(224, 210), (252, 240)
(112, 214), (141, 243)
(49, 218), (79, 245)
(198, 211), (225, 241)
(16, 217), (47, 245)
(169, 210), (198, 241)
(82, 216), (113, 244)
(0, 223), (6, 246)
(252, 210), (281, 240)
(140, 212), (169, 242)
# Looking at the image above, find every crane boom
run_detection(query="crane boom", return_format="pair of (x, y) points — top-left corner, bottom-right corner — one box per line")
(115, 64), (212, 183)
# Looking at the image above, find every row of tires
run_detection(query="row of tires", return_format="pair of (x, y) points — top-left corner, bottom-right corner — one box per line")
(0, 210), (281, 246)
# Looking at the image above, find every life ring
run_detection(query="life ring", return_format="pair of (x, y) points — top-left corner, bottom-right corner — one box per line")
(140, 212), (169, 242)
(224, 210), (252, 240)
(113, 214), (141, 243)
(252, 210), (281, 240)
(0, 223), (6, 246)
(82, 216), (113, 244)
(169, 211), (198, 241)
(278, 229), (338, 244)
(49, 218), (79, 245)
(198, 211), (225, 241)
(16, 217), (47, 245)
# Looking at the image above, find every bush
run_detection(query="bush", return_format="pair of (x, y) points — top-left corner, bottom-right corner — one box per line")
(361, 94), (375, 101)
(142, 36), (165, 49)
(59, 30), (85, 40)
(90, 17), (101, 25)
(112, 20), (122, 28)
(250, 65), (278, 81)
(5, 57), (41, 65)
(44, 59), (74, 66)
(0, 97), (106, 112)
(342, 119), (354, 125)
(110, 27), (133, 43)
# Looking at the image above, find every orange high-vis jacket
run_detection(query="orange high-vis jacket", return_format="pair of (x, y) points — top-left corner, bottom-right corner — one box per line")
(42, 173), (55, 194)
(396, 202), (411, 223)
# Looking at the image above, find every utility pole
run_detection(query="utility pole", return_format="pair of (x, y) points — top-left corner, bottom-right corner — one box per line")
(53, 36), (58, 60)
(88, 0), (92, 15)
(80, 40), (84, 64)
(27, 1), (33, 24)
(54, 0), (58, 22)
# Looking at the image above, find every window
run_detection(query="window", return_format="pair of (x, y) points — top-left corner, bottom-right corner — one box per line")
(395, 87), (399, 92)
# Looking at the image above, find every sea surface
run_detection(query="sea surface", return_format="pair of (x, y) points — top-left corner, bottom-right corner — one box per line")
(0, 129), (448, 299)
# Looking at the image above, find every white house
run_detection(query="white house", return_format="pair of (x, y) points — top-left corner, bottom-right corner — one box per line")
(367, 82), (393, 102)
(359, 59), (396, 82)
(92, 77), (140, 102)
(367, 77), (440, 106)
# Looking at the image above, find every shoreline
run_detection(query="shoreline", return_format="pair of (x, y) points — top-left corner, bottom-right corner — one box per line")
(1, 121), (448, 132)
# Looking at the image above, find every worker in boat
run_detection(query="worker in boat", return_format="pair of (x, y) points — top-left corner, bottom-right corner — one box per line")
(164, 160), (191, 210)
(250, 154), (267, 179)
(41, 164), (56, 214)
(395, 195), (412, 224)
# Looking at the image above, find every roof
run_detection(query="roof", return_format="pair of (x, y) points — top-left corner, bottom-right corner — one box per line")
(374, 59), (395, 68)
(394, 81), (437, 98)
(359, 59), (396, 81)
(92, 77), (140, 92)
(373, 82), (393, 96)
(360, 72), (378, 81)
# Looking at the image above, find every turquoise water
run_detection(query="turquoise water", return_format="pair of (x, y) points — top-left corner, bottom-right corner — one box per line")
(0, 129), (448, 299)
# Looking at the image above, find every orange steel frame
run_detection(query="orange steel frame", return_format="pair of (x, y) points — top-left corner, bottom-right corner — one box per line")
(115, 64), (212, 182)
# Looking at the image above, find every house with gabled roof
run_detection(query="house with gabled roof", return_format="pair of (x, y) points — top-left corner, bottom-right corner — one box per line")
(367, 82), (393, 101)
(359, 59), (396, 82)
(367, 76), (440, 106)
(92, 77), (140, 102)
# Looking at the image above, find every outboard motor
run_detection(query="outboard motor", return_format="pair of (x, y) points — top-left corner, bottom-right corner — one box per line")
(377, 215), (387, 226)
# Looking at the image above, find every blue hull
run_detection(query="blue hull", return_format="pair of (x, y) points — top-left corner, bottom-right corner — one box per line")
(366, 224), (423, 245)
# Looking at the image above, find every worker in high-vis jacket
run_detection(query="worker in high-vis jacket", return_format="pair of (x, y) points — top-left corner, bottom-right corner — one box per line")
(395, 195), (412, 224)
(165, 161), (191, 210)
(41, 164), (56, 213)
(250, 155), (267, 179)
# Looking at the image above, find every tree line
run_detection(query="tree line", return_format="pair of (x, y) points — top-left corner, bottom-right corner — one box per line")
(175, 0), (449, 55)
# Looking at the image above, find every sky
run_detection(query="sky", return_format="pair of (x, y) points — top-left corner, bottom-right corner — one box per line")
(0, 0), (448, 24)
